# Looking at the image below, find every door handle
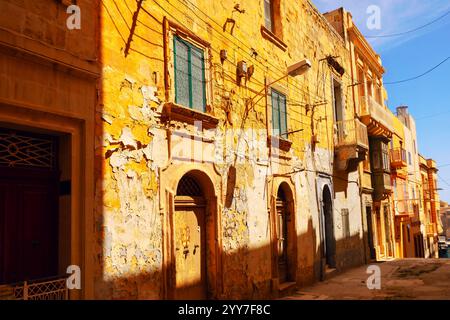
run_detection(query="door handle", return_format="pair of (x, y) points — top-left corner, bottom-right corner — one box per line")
(193, 244), (199, 255)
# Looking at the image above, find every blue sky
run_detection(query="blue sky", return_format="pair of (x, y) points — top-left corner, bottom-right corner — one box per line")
(312, 0), (450, 202)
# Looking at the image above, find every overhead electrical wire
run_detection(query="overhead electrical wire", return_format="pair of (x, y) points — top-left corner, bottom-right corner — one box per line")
(365, 8), (450, 38)
(385, 56), (450, 85)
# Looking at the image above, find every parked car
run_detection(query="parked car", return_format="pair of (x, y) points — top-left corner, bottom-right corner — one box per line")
(438, 238), (449, 258)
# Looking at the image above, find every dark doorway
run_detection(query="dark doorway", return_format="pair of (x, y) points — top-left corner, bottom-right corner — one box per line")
(276, 186), (289, 283)
(0, 129), (60, 284)
(322, 185), (335, 268)
(366, 205), (376, 260)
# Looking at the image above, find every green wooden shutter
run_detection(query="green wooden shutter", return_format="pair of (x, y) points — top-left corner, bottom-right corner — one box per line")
(174, 37), (190, 107)
(191, 46), (206, 112)
(279, 94), (287, 139)
(272, 89), (287, 138)
(272, 90), (280, 136)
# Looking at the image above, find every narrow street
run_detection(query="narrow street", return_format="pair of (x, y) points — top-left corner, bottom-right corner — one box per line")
(285, 259), (450, 300)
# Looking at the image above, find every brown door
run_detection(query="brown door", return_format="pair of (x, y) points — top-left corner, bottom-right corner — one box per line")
(174, 196), (206, 299)
(0, 129), (59, 284)
(276, 198), (288, 283)
(0, 169), (59, 284)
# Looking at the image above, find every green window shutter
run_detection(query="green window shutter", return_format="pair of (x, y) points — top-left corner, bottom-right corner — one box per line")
(174, 37), (190, 107)
(174, 36), (206, 112)
(279, 94), (287, 139)
(191, 46), (206, 112)
(271, 89), (287, 138)
(272, 90), (280, 136)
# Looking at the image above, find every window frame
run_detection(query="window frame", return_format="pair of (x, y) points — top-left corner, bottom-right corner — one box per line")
(173, 35), (207, 112)
(264, 0), (274, 33)
(270, 88), (288, 139)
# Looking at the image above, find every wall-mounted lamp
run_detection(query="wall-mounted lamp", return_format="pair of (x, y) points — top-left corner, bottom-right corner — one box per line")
(287, 59), (312, 77)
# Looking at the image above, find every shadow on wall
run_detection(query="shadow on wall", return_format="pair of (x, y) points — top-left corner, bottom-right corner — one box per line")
(93, 203), (366, 299)
(91, 0), (368, 300)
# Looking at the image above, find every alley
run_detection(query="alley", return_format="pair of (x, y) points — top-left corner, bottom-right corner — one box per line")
(285, 259), (450, 300)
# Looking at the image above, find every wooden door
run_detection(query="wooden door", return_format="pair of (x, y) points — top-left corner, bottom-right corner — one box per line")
(0, 129), (59, 284)
(174, 196), (206, 299)
(0, 169), (59, 284)
(276, 199), (288, 283)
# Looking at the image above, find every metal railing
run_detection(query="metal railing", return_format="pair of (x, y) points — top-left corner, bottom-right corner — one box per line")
(390, 148), (407, 165)
(334, 119), (369, 149)
(359, 95), (394, 132)
(0, 276), (68, 300)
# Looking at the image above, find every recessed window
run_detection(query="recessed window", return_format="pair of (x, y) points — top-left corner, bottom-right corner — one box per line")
(264, 0), (274, 32)
(381, 142), (390, 172)
(263, 0), (282, 37)
(173, 36), (206, 112)
(271, 89), (287, 139)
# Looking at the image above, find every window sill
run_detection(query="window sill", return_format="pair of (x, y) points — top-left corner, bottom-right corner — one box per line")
(260, 26), (287, 52)
(161, 102), (219, 129)
(267, 135), (292, 152)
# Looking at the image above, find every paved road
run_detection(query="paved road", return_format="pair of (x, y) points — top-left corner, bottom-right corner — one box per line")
(284, 258), (450, 300)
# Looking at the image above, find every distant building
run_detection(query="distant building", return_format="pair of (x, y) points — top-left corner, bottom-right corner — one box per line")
(440, 201), (450, 240)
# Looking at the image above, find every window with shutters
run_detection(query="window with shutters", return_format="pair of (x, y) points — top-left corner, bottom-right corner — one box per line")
(271, 89), (287, 139)
(381, 142), (390, 172)
(173, 35), (206, 112)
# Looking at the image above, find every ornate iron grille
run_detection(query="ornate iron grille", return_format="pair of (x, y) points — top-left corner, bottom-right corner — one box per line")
(0, 129), (55, 169)
(177, 175), (203, 196)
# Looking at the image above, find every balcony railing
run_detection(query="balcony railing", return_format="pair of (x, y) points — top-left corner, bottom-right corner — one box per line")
(390, 148), (407, 168)
(0, 276), (68, 300)
(334, 119), (369, 150)
(359, 95), (394, 132)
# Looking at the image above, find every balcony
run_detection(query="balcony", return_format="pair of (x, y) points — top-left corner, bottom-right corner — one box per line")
(334, 119), (369, 149)
(390, 148), (407, 169)
(334, 119), (369, 171)
(372, 172), (392, 200)
(359, 95), (394, 136)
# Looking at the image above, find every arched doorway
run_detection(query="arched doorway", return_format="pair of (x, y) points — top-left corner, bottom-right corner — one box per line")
(173, 174), (208, 299)
(275, 182), (296, 284)
(322, 185), (336, 268)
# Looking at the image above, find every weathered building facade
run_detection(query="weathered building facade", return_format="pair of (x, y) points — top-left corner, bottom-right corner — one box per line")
(95, 0), (369, 299)
(0, 0), (99, 299)
(419, 155), (440, 258)
(324, 8), (395, 262)
(0, 0), (443, 301)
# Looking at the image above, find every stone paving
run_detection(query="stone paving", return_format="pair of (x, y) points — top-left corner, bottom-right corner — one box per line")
(284, 258), (450, 300)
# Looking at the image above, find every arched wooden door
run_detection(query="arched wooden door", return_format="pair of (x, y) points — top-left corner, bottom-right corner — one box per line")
(174, 175), (207, 299)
